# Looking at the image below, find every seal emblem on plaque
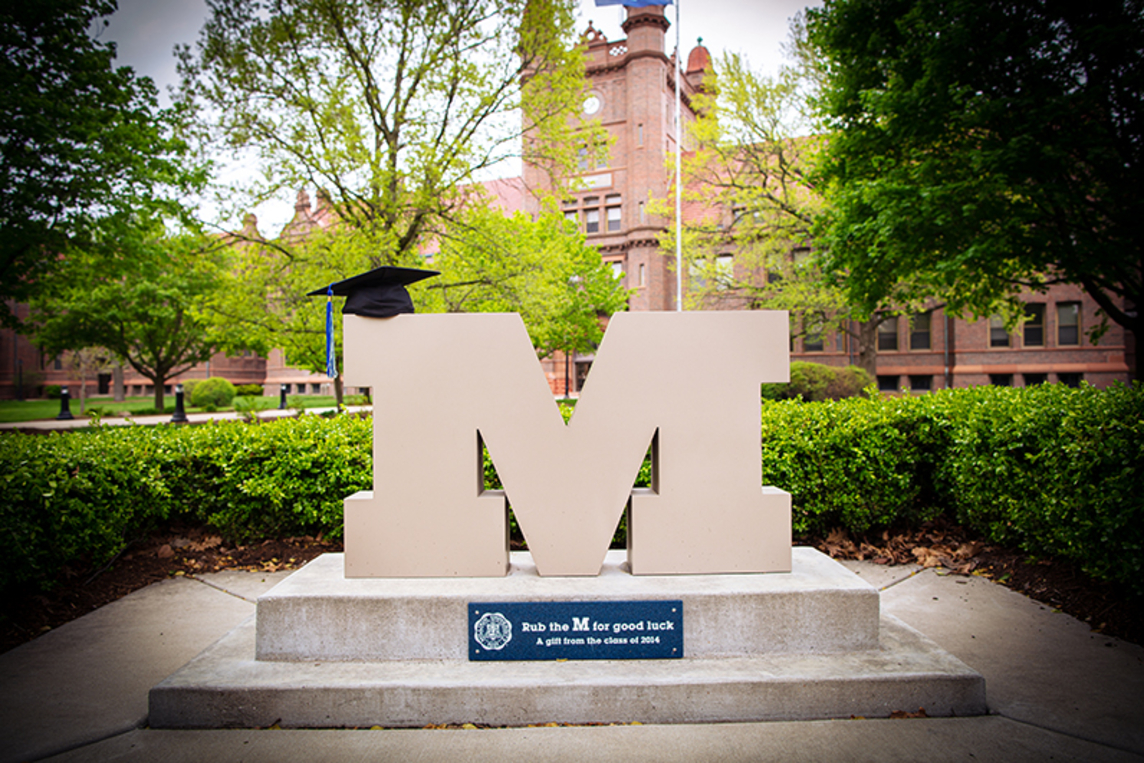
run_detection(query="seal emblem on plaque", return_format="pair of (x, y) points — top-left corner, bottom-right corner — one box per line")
(473, 612), (512, 651)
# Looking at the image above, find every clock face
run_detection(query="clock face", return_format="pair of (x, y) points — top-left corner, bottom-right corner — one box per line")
(583, 95), (601, 115)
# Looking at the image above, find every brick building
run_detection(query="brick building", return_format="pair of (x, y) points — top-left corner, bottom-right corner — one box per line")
(543, 5), (1130, 394)
(0, 4), (1130, 400)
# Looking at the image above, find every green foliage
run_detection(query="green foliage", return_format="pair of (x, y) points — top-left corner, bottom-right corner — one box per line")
(807, 0), (1144, 358)
(0, 416), (372, 595)
(190, 377), (236, 409)
(427, 205), (631, 357)
(3, 385), (1140, 598)
(43, 385), (62, 399)
(761, 395), (939, 536)
(762, 362), (873, 402)
(235, 384), (264, 397)
(0, 0), (203, 327)
(927, 383), (1144, 592)
(183, 0), (604, 393)
(761, 383), (1144, 596)
(28, 220), (226, 410)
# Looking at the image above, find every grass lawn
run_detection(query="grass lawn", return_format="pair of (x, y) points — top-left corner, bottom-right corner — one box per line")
(0, 395), (344, 423)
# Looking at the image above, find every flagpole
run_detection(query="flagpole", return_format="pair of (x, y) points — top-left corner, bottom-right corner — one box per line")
(674, 0), (682, 312)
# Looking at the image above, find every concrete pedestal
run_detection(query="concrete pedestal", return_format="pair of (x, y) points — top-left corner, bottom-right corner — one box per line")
(150, 548), (985, 728)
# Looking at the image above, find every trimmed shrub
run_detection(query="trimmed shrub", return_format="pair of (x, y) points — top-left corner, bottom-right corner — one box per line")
(236, 384), (264, 397)
(2, 384), (1140, 598)
(764, 362), (874, 402)
(181, 379), (200, 401)
(0, 416), (372, 596)
(760, 395), (942, 535)
(190, 377), (236, 409)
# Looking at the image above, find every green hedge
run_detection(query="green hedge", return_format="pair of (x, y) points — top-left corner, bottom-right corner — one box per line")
(760, 383), (1144, 595)
(0, 415), (371, 595)
(2, 384), (1141, 597)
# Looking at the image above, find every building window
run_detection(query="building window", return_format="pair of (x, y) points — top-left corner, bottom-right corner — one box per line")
(311, 383), (321, 394)
(606, 206), (621, 232)
(989, 316), (1010, 347)
(989, 374), (1012, 387)
(877, 375), (899, 392)
(910, 312), (931, 350)
(585, 208), (600, 234)
(53, 355), (63, 371)
(564, 210), (577, 225)
(877, 317), (899, 351)
(909, 375), (932, 392)
(638, 201), (646, 224)
(1057, 372), (1083, 388)
(610, 261), (624, 280)
(638, 263), (646, 287)
(1023, 303), (1045, 346)
(715, 253), (733, 287)
(1024, 373), (1048, 386)
(637, 123), (643, 146)
(803, 325), (824, 352)
(577, 147), (589, 172)
(1057, 302), (1080, 345)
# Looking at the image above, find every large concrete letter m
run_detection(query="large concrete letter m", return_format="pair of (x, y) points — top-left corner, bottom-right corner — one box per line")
(343, 311), (791, 577)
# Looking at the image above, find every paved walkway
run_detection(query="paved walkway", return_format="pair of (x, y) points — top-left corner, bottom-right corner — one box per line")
(0, 406), (371, 431)
(2, 560), (1142, 762)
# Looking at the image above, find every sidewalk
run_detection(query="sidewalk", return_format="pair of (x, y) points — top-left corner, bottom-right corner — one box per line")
(0, 405), (371, 431)
(2, 560), (1142, 763)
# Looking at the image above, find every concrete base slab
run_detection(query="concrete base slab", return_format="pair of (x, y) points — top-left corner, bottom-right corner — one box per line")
(150, 613), (984, 728)
(255, 548), (881, 661)
(48, 718), (1143, 763)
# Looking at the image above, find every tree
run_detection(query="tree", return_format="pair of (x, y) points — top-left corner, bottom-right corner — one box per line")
(181, 0), (603, 391)
(178, 0), (594, 255)
(807, 0), (1144, 376)
(665, 49), (899, 376)
(428, 203), (630, 359)
(0, 0), (201, 326)
(29, 219), (225, 411)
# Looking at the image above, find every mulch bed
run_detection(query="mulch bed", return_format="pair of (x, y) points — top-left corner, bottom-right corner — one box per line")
(3, 519), (1139, 655)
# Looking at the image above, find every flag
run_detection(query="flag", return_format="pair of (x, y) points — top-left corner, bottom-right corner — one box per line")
(594, 0), (671, 6)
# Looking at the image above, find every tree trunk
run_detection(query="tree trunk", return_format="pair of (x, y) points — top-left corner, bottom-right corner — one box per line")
(78, 361), (87, 414)
(152, 378), (165, 411)
(856, 318), (880, 379)
(334, 375), (344, 408)
(113, 364), (125, 402)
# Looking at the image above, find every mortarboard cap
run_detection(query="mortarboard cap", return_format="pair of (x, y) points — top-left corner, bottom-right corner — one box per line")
(308, 266), (439, 318)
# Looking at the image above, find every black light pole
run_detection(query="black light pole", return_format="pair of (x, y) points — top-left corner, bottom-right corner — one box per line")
(56, 386), (74, 420)
(171, 384), (188, 423)
(279, 383), (288, 409)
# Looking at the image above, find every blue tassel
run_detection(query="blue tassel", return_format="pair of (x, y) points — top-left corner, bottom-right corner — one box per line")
(325, 285), (338, 380)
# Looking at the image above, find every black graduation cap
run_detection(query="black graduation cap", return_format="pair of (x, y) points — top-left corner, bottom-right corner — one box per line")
(308, 266), (439, 318)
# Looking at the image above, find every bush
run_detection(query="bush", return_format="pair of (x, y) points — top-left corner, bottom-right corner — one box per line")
(2, 384), (1140, 599)
(763, 362), (874, 402)
(190, 377), (236, 409)
(760, 395), (942, 535)
(0, 416), (372, 596)
(44, 385), (62, 399)
(181, 379), (199, 401)
(236, 384), (264, 397)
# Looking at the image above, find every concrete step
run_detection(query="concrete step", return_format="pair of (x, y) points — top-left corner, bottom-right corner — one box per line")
(255, 549), (881, 661)
(150, 614), (985, 728)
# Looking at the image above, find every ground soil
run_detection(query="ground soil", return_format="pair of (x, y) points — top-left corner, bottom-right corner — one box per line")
(2, 518), (1140, 655)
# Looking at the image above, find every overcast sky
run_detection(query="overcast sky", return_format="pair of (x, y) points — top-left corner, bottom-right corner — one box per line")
(99, 0), (820, 231)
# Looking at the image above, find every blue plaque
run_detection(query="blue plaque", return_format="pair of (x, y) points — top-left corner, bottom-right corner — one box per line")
(468, 600), (683, 661)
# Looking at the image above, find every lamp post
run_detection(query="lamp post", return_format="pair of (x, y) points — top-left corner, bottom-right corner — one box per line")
(279, 383), (288, 409)
(171, 384), (188, 423)
(56, 386), (74, 420)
